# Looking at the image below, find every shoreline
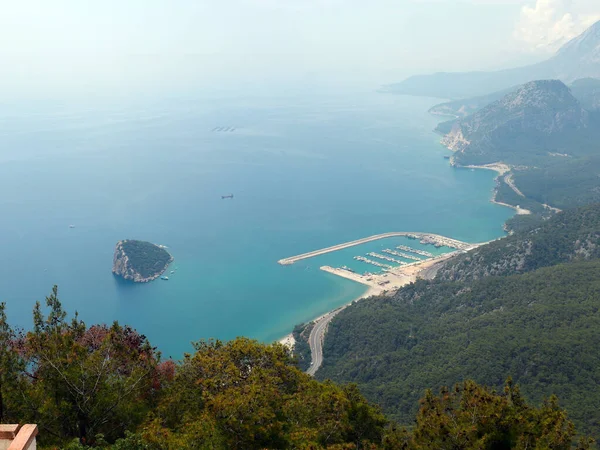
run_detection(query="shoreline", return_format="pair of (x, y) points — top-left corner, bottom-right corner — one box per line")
(453, 161), (532, 215)
(278, 250), (469, 349)
(278, 128), (517, 353)
(458, 162), (511, 175)
(278, 285), (380, 349)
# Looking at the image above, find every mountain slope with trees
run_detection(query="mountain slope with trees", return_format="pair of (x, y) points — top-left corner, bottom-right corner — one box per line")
(435, 203), (600, 282)
(318, 260), (600, 437)
(317, 204), (600, 438)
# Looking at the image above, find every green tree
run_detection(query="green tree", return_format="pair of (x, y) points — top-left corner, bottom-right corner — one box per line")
(0, 301), (24, 423)
(18, 286), (162, 446)
(149, 337), (386, 449)
(407, 379), (594, 449)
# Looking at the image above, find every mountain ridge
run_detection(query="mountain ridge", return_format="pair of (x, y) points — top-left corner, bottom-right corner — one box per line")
(385, 20), (600, 99)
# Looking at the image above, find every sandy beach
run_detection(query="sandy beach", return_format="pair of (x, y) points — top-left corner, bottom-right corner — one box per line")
(461, 162), (511, 175)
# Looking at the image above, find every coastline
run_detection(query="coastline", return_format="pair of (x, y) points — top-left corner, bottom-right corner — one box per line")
(453, 162), (532, 215)
(278, 285), (380, 349)
(277, 115), (516, 356)
(278, 251), (466, 349)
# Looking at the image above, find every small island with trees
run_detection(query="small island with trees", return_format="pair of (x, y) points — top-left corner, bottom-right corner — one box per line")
(112, 240), (173, 282)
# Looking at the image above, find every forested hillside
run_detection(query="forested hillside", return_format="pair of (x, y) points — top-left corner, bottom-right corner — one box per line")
(511, 156), (600, 210)
(318, 260), (600, 437)
(435, 203), (600, 282)
(317, 204), (600, 438)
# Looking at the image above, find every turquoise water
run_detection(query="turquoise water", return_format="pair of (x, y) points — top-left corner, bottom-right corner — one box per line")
(0, 89), (512, 358)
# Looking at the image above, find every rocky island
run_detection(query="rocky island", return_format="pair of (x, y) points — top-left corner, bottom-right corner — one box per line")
(112, 240), (173, 282)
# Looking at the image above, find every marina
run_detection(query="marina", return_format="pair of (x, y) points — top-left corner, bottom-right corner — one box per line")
(367, 252), (407, 265)
(279, 231), (488, 299)
(385, 249), (421, 261)
(278, 232), (479, 265)
(354, 256), (393, 270)
(405, 233), (470, 249)
(396, 245), (434, 257)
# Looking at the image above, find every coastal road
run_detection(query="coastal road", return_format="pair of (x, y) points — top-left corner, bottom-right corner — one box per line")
(504, 173), (525, 198)
(306, 306), (347, 377)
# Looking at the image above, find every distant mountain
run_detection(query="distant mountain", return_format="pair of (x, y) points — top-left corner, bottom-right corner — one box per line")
(444, 80), (590, 166)
(429, 87), (513, 118)
(385, 20), (600, 99)
(435, 78), (600, 212)
(570, 78), (600, 111)
(429, 78), (600, 118)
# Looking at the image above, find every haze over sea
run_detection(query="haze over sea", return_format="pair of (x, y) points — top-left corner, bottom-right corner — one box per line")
(0, 87), (512, 357)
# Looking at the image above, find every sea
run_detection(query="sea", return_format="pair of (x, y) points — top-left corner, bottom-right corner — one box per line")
(0, 87), (513, 358)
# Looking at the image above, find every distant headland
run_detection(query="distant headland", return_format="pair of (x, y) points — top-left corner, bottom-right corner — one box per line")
(112, 240), (173, 283)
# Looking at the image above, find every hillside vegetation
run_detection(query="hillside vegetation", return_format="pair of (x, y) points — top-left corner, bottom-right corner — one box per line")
(435, 203), (600, 282)
(0, 287), (593, 448)
(120, 240), (172, 279)
(0, 289), (387, 449)
(317, 204), (600, 438)
(319, 260), (600, 437)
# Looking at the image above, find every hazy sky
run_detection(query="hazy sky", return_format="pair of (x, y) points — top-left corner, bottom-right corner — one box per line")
(1, 0), (599, 95)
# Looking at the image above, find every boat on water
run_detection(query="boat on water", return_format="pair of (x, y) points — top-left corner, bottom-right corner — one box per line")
(170, 270), (175, 274)
(69, 225), (75, 228)
(341, 266), (355, 273)
(221, 194), (234, 199)
(161, 276), (169, 281)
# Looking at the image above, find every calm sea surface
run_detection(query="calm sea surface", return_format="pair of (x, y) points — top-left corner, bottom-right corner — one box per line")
(0, 89), (512, 357)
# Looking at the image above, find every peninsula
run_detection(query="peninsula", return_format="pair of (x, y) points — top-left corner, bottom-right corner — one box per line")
(112, 240), (173, 283)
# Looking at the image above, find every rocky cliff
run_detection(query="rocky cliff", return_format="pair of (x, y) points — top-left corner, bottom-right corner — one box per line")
(112, 240), (173, 283)
(440, 122), (470, 152)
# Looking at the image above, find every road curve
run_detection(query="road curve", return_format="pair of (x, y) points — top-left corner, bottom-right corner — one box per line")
(306, 306), (347, 377)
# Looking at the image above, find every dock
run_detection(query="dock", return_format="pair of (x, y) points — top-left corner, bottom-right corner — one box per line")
(320, 248), (467, 291)
(396, 245), (434, 258)
(367, 252), (406, 265)
(384, 249), (421, 261)
(354, 256), (393, 270)
(278, 232), (476, 265)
